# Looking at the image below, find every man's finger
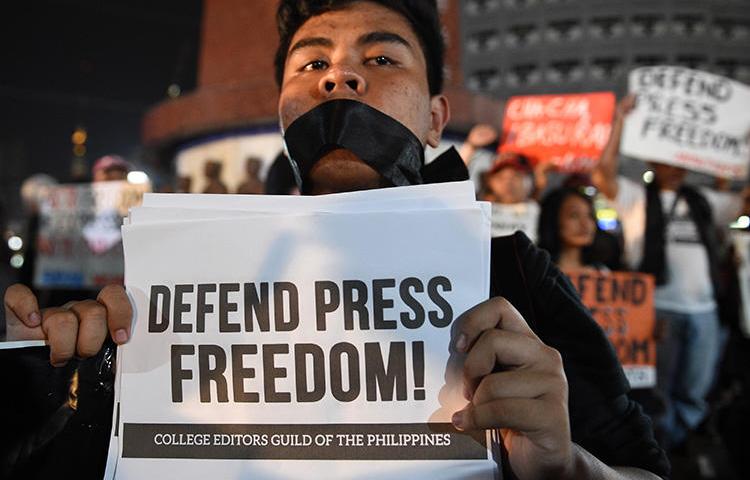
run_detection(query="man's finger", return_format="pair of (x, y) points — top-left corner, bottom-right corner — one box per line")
(462, 328), (544, 394)
(462, 329), (562, 400)
(97, 285), (133, 345)
(42, 308), (79, 367)
(69, 300), (108, 358)
(454, 297), (537, 354)
(4, 283), (42, 329)
(453, 397), (564, 434)
(471, 370), (565, 406)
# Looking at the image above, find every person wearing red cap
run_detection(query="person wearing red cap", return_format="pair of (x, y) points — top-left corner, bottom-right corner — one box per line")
(92, 155), (131, 182)
(460, 125), (550, 241)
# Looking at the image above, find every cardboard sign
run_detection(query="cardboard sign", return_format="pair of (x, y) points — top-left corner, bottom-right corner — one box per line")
(564, 270), (656, 388)
(106, 182), (501, 480)
(34, 181), (149, 289)
(621, 66), (750, 179)
(500, 92), (615, 172)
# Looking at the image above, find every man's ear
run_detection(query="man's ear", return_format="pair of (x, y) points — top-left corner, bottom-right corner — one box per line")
(426, 94), (450, 148)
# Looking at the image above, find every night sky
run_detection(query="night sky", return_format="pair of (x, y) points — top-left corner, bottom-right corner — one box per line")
(0, 0), (202, 221)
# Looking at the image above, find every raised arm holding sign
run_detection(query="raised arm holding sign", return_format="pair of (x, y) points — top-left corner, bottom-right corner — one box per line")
(3, 2), (667, 479)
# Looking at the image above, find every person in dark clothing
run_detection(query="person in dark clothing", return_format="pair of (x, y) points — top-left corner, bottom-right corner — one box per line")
(3, 1), (667, 479)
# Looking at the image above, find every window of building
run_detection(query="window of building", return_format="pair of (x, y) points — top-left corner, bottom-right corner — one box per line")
(548, 60), (582, 83)
(467, 68), (502, 91)
(634, 55), (668, 67)
(591, 58), (622, 80)
(590, 16), (626, 39)
(467, 29), (501, 53)
(511, 64), (542, 84)
(465, 0), (501, 15)
(713, 18), (749, 40)
(631, 15), (669, 37)
(672, 15), (707, 37)
(507, 24), (541, 46)
(547, 20), (583, 42)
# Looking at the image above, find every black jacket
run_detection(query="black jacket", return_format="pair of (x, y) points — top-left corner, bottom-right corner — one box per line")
(491, 232), (668, 478)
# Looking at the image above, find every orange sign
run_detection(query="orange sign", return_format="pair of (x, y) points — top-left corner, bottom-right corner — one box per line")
(564, 270), (656, 388)
(500, 92), (616, 172)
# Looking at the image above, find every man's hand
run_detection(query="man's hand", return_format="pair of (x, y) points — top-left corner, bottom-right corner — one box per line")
(451, 297), (573, 479)
(4, 284), (132, 366)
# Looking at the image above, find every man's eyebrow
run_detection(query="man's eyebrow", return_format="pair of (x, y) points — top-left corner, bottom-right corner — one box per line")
(288, 37), (333, 55)
(357, 31), (413, 50)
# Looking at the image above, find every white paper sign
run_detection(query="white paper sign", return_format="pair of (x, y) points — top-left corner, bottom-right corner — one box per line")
(621, 66), (750, 179)
(34, 181), (149, 288)
(490, 202), (539, 242)
(109, 183), (500, 479)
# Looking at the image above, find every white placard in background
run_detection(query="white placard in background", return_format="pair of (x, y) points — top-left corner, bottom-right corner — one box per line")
(622, 66), (750, 179)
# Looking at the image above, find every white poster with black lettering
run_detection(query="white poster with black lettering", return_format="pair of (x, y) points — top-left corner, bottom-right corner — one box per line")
(490, 201), (540, 242)
(107, 183), (500, 479)
(621, 65), (750, 179)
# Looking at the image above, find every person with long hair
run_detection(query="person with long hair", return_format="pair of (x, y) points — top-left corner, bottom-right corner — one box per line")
(538, 186), (603, 271)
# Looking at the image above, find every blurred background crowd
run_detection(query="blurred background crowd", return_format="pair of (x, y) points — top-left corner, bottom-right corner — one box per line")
(1, 1), (750, 478)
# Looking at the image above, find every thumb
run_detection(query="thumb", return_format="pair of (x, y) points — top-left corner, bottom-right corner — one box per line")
(4, 284), (45, 341)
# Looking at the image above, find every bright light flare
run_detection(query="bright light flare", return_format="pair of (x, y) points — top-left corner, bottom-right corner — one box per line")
(10, 254), (24, 269)
(127, 171), (149, 184)
(7, 235), (23, 251)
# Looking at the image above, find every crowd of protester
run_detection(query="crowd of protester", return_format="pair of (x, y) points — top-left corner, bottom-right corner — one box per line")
(2, 94), (749, 479)
(458, 96), (750, 479)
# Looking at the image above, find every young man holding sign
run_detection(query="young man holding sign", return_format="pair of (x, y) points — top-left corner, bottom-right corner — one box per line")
(3, 1), (667, 479)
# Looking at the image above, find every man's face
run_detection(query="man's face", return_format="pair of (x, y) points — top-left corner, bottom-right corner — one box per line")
(486, 168), (531, 204)
(648, 162), (687, 191)
(278, 1), (449, 194)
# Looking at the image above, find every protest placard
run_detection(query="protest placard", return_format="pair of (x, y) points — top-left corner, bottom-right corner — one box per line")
(499, 92), (615, 172)
(489, 202), (539, 242)
(34, 181), (149, 289)
(564, 270), (656, 388)
(106, 182), (500, 480)
(621, 66), (750, 179)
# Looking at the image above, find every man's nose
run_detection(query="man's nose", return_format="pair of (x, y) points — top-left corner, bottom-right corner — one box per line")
(318, 65), (366, 97)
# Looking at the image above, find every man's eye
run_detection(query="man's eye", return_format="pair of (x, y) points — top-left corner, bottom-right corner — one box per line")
(368, 56), (394, 66)
(303, 60), (329, 71)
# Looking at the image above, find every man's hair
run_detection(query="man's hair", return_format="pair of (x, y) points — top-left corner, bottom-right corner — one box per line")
(275, 0), (445, 95)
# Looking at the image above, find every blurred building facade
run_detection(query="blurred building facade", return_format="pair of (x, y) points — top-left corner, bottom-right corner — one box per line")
(460, 0), (750, 97)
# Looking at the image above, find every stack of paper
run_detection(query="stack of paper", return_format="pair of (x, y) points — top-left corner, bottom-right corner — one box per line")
(106, 181), (497, 480)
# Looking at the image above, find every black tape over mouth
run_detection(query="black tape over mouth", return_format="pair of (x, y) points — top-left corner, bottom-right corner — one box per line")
(283, 99), (425, 193)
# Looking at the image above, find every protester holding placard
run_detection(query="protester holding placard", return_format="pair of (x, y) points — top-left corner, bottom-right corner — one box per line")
(593, 93), (746, 451)
(2, 2), (669, 479)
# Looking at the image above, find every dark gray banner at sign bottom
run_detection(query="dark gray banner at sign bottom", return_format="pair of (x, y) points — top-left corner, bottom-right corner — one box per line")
(122, 423), (488, 460)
